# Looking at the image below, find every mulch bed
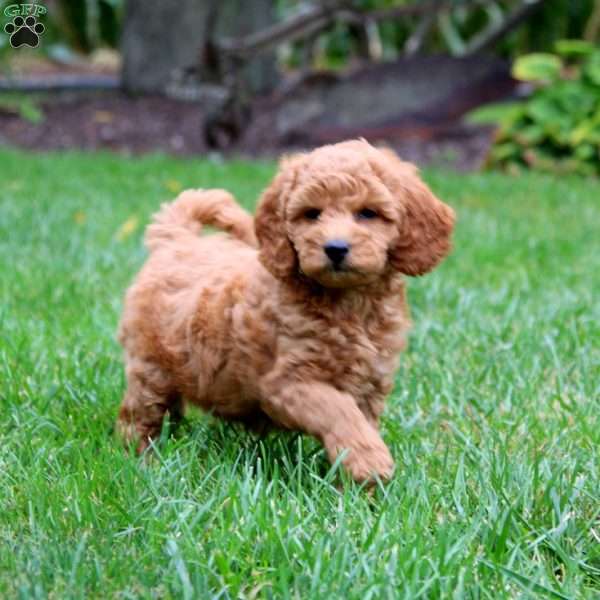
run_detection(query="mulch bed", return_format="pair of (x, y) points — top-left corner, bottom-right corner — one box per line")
(0, 89), (494, 169)
(0, 91), (207, 155)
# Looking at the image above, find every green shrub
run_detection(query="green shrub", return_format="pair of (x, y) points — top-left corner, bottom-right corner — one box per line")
(474, 40), (600, 177)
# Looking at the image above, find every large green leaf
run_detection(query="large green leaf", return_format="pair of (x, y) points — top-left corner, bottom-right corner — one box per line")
(570, 118), (600, 146)
(574, 143), (594, 160)
(554, 39), (596, 58)
(514, 124), (544, 146)
(512, 53), (563, 83)
(464, 102), (525, 127)
(526, 96), (564, 123)
(546, 80), (597, 116)
(490, 141), (520, 161)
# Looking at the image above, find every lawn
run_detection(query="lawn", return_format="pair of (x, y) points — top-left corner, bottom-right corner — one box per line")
(0, 148), (598, 599)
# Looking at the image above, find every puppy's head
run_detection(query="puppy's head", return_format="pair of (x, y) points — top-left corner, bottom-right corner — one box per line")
(254, 139), (455, 288)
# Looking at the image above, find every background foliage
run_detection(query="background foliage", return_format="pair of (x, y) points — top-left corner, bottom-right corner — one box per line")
(286, 0), (597, 67)
(471, 41), (600, 176)
(1, 2), (599, 171)
(1, 1), (597, 64)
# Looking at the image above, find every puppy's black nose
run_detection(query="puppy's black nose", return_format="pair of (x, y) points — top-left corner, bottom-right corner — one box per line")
(324, 240), (349, 265)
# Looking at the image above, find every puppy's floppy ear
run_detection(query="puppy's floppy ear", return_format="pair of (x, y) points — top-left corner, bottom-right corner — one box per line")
(254, 155), (302, 279)
(373, 147), (455, 276)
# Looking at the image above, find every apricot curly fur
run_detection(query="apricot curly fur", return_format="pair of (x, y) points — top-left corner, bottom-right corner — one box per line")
(116, 139), (455, 484)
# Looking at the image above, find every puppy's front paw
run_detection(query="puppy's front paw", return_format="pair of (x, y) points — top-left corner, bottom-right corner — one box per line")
(326, 431), (395, 484)
(115, 418), (151, 454)
(346, 441), (395, 484)
(115, 418), (138, 446)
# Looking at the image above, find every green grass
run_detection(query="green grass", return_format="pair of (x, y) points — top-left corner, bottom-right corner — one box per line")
(1, 148), (599, 599)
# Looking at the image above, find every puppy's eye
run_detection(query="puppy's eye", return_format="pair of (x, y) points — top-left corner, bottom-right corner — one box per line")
(357, 208), (378, 220)
(303, 208), (321, 221)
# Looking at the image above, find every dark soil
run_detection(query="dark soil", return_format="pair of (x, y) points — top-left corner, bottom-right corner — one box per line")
(0, 89), (495, 169)
(0, 52), (513, 168)
(0, 91), (208, 155)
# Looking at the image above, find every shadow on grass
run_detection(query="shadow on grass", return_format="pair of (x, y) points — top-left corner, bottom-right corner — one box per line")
(146, 412), (340, 488)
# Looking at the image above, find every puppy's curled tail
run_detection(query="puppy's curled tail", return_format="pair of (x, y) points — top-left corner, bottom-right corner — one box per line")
(145, 189), (257, 251)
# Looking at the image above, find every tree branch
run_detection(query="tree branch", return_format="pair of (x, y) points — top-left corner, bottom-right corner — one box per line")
(404, 12), (436, 56)
(217, 0), (487, 60)
(463, 0), (546, 56)
(219, 0), (350, 58)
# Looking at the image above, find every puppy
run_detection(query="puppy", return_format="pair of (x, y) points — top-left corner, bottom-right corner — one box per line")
(117, 139), (455, 483)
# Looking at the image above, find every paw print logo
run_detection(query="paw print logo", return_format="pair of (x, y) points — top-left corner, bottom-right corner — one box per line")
(4, 15), (45, 48)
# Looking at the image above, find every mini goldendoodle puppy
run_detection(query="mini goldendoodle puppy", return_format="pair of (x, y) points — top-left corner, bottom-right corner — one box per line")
(117, 139), (455, 483)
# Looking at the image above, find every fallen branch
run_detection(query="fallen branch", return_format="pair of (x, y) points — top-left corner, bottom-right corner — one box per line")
(202, 0), (544, 149)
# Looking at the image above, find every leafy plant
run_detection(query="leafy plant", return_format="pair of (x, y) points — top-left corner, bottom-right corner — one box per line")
(0, 92), (44, 123)
(472, 40), (600, 176)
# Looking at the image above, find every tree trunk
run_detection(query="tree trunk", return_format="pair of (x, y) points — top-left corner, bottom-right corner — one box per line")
(121, 0), (278, 94)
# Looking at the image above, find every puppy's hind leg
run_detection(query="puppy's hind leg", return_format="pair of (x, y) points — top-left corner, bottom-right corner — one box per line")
(116, 359), (181, 453)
